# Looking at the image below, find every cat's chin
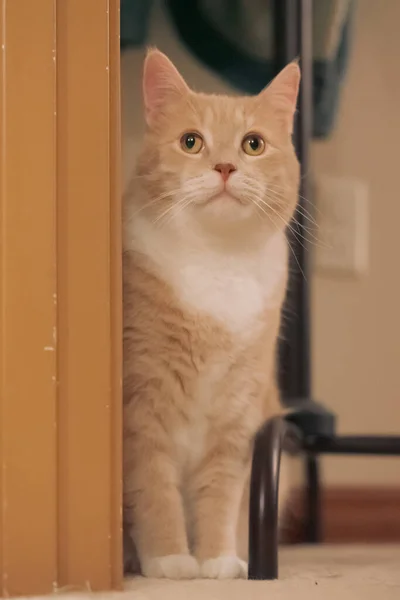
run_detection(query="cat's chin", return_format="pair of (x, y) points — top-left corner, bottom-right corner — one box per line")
(207, 190), (245, 205)
(199, 192), (254, 223)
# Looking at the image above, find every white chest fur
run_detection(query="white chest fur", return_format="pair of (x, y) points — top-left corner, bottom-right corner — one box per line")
(127, 219), (287, 333)
(127, 216), (287, 335)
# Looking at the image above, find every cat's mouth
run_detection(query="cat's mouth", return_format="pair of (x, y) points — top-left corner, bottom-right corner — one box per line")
(207, 190), (246, 205)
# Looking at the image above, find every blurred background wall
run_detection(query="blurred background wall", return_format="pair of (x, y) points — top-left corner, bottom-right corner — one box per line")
(312, 0), (400, 486)
(122, 0), (400, 489)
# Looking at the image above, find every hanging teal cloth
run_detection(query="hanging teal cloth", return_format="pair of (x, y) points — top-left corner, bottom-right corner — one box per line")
(120, 0), (154, 48)
(120, 0), (355, 139)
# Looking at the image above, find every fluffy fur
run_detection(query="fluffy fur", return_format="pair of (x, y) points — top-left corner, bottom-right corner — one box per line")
(123, 49), (300, 580)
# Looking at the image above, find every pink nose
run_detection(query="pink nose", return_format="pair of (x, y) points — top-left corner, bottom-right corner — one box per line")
(214, 163), (237, 182)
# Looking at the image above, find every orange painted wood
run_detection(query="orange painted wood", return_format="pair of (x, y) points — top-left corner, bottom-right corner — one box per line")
(0, 1), (58, 595)
(56, 0), (122, 590)
(0, 0), (122, 594)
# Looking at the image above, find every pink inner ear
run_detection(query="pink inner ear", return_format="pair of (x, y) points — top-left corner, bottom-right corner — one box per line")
(143, 50), (189, 126)
(264, 62), (301, 113)
(258, 62), (301, 134)
(280, 65), (301, 109)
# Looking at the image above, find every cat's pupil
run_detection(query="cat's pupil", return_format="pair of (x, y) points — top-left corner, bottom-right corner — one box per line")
(186, 135), (195, 149)
(249, 137), (259, 151)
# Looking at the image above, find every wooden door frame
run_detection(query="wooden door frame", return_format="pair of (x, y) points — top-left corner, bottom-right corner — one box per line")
(0, 1), (122, 595)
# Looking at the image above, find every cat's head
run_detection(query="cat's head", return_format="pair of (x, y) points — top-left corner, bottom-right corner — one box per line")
(135, 49), (300, 239)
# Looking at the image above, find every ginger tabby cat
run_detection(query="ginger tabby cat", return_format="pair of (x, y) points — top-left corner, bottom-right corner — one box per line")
(123, 49), (300, 580)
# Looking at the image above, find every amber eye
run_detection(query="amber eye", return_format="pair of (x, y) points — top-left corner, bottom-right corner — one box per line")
(241, 134), (265, 156)
(180, 132), (204, 154)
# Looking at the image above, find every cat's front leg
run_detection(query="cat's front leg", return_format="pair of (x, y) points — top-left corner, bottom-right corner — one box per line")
(188, 449), (248, 579)
(124, 432), (199, 579)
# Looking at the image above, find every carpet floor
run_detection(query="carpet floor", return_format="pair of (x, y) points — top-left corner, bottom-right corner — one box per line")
(24, 545), (400, 600)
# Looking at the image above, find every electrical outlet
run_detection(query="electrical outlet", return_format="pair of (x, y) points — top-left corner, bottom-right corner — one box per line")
(313, 175), (369, 276)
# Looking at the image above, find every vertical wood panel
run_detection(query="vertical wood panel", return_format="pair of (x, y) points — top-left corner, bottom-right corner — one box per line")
(57, 0), (122, 590)
(0, 1), (5, 592)
(0, 1), (121, 593)
(0, 0), (57, 595)
(109, 0), (123, 588)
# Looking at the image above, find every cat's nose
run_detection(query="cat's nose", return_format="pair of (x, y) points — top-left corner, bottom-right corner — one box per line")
(214, 163), (237, 182)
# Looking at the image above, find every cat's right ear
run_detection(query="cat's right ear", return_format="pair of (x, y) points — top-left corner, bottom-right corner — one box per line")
(143, 49), (190, 127)
(258, 61), (301, 134)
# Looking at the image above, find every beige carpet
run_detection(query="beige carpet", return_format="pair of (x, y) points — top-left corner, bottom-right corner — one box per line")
(27, 546), (400, 600)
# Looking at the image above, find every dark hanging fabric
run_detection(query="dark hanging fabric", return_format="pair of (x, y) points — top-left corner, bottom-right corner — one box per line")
(120, 0), (355, 139)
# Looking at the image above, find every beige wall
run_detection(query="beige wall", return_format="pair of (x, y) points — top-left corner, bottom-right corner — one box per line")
(312, 0), (400, 485)
(122, 0), (400, 486)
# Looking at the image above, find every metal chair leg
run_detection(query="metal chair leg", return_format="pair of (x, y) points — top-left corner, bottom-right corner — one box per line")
(304, 454), (322, 543)
(248, 417), (301, 580)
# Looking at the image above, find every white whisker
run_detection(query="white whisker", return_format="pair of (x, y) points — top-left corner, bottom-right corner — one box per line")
(265, 185), (318, 226)
(253, 197), (306, 281)
(261, 188), (327, 249)
(163, 197), (194, 227)
(266, 181), (322, 217)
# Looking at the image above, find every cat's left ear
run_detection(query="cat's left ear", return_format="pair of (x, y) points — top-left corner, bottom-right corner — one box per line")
(143, 49), (190, 127)
(259, 62), (301, 134)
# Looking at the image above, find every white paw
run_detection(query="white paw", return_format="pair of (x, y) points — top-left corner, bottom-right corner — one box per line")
(201, 556), (248, 579)
(141, 554), (200, 579)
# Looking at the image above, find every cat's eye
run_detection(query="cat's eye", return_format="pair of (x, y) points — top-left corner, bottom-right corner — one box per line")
(241, 134), (265, 156)
(180, 132), (204, 154)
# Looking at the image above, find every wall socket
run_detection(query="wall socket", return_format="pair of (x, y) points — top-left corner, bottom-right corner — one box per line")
(312, 175), (369, 276)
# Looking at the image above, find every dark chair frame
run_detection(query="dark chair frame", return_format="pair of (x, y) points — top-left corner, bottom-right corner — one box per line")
(248, 0), (400, 580)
